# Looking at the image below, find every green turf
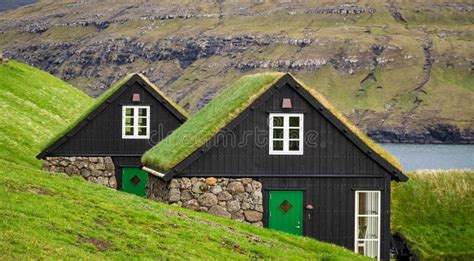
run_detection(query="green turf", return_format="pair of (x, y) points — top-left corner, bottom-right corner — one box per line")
(0, 159), (368, 260)
(392, 170), (474, 260)
(142, 73), (402, 172)
(0, 60), (93, 167)
(41, 73), (189, 152)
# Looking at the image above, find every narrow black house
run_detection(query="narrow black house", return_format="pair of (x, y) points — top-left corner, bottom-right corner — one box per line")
(37, 73), (188, 195)
(141, 72), (408, 260)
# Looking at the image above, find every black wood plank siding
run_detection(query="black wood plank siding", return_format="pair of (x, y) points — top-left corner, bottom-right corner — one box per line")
(48, 81), (183, 156)
(178, 83), (388, 177)
(258, 176), (391, 260)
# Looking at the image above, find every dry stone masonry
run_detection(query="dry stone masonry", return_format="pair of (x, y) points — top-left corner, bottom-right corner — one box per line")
(43, 157), (116, 188)
(148, 176), (264, 226)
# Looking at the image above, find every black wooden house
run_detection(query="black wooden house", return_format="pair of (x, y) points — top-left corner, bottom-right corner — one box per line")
(37, 74), (188, 195)
(141, 73), (408, 260)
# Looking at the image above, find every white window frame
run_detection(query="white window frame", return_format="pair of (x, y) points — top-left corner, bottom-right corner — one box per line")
(269, 113), (304, 155)
(122, 106), (150, 139)
(354, 190), (381, 260)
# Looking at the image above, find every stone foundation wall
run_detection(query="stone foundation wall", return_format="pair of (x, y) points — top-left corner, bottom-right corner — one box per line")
(43, 157), (116, 188)
(148, 176), (264, 226)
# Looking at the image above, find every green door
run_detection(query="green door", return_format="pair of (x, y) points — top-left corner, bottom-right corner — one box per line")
(122, 168), (148, 197)
(268, 190), (303, 235)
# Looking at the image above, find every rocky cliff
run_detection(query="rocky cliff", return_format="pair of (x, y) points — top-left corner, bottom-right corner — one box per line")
(0, 1), (472, 143)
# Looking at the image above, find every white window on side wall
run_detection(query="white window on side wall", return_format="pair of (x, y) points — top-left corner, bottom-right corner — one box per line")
(122, 106), (150, 139)
(269, 113), (303, 155)
(354, 190), (381, 260)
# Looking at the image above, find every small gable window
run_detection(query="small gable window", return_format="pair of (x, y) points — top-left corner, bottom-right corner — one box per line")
(122, 106), (150, 139)
(269, 113), (303, 155)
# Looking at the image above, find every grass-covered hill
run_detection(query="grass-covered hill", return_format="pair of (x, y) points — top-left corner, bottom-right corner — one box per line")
(0, 60), (366, 259)
(0, 160), (367, 260)
(392, 170), (474, 260)
(0, 0), (473, 143)
(0, 60), (93, 167)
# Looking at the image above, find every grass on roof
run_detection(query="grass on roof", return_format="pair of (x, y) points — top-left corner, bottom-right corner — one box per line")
(0, 159), (368, 260)
(142, 72), (284, 171)
(392, 170), (474, 260)
(0, 60), (93, 167)
(142, 72), (402, 172)
(41, 74), (188, 152)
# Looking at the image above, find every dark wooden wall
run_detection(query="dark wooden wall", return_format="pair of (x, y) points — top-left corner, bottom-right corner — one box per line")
(48, 80), (183, 156)
(257, 176), (391, 260)
(178, 83), (389, 177)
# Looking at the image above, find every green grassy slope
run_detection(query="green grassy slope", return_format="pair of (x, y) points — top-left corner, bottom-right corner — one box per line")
(0, 159), (367, 260)
(0, 60), (93, 167)
(392, 170), (474, 260)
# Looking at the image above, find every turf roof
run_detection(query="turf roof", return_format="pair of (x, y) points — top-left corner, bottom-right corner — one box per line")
(142, 72), (403, 174)
(39, 73), (188, 155)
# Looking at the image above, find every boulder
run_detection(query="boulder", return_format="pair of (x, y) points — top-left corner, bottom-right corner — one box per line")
(231, 211), (245, 221)
(169, 179), (180, 189)
(169, 188), (181, 202)
(198, 192), (218, 207)
(183, 199), (199, 210)
(227, 181), (245, 194)
(226, 200), (240, 212)
(180, 178), (191, 189)
(210, 185), (222, 194)
(180, 190), (193, 201)
(244, 210), (263, 222)
(208, 205), (231, 219)
(217, 191), (232, 201)
(192, 181), (208, 193)
(205, 177), (217, 185)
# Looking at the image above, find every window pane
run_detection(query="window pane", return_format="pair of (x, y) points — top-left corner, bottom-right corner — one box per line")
(125, 127), (134, 135)
(357, 217), (379, 239)
(137, 127), (147, 136)
(138, 118), (147, 126)
(125, 117), (134, 125)
(125, 108), (134, 116)
(289, 129), (300, 139)
(273, 129), (283, 139)
(139, 108), (147, 117)
(289, 116), (300, 127)
(273, 140), (283, 151)
(356, 240), (379, 259)
(289, 141), (300, 151)
(273, 117), (283, 127)
(358, 192), (379, 215)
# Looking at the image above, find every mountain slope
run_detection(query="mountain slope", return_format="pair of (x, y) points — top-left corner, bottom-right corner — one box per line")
(0, 0), (473, 143)
(0, 60), (93, 167)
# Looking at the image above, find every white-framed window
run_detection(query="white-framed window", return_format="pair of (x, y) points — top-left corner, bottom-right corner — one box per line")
(354, 190), (381, 260)
(269, 113), (303, 155)
(122, 106), (150, 139)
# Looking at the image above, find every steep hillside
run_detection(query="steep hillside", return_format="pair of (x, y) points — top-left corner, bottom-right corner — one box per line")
(0, 160), (367, 260)
(392, 170), (474, 260)
(0, 1), (473, 143)
(0, 60), (93, 167)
